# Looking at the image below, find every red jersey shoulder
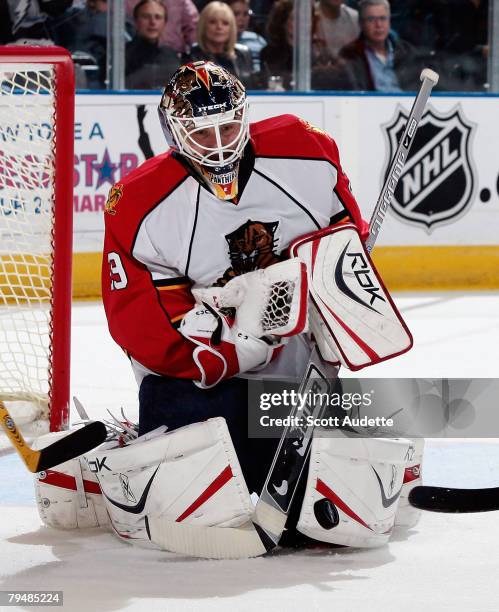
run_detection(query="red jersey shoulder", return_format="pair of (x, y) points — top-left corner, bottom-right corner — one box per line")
(250, 114), (339, 163)
(104, 151), (188, 219)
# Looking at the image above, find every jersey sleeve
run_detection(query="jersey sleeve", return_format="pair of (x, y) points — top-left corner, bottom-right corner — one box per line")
(101, 159), (203, 380)
(327, 134), (370, 240)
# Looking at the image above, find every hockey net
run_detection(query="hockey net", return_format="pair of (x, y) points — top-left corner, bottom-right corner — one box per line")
(0, 47), (74, 442)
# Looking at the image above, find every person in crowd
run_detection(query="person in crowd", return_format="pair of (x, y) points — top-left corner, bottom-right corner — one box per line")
(260, 0), (354, 91)
(388, 0), (438, 55)
(339, 0), (422, 92)
(0, 0), (72, 44)
(51, 0), (110, 88)
(126, 0), (181, 89)
(314, 0), (360, 59)
(126, 0), (199, 55)
(0, 1), (14, 44)
(259, 0), (294, 88)
(431, 0), (489, 91)
(227, 0), (267, 72)
(248, 0), (277, 36)
(188, 1), (254, 88)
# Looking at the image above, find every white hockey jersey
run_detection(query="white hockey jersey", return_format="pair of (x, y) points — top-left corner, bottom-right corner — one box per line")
(102, 114), (367, 382)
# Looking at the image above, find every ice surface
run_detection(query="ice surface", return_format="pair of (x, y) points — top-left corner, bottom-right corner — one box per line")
(1, 294), (498, 611)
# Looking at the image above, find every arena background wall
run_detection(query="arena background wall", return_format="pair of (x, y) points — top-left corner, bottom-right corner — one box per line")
(72, 92), (499, 299)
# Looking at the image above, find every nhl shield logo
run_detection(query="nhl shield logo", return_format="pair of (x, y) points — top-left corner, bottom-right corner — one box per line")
(383, 106), (476, 230)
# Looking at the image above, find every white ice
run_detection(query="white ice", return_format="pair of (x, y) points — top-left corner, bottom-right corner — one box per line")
(1, 293), (499, 612)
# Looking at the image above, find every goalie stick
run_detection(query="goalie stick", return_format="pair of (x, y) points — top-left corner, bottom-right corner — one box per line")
(147, 68), (440, 559)
(409, 484), (499, 513)
(0, 400), (107, 473)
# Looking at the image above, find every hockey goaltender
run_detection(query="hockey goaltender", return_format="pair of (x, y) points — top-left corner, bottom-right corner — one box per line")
(33, 61), (421, 557)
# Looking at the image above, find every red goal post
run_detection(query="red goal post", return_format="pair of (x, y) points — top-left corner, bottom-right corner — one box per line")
(0, 46), (74, 433)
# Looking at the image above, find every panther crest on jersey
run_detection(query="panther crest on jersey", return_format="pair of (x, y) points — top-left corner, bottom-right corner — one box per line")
(161, 61), (245, 120)
(216, 219), (282, 285)
(105, 183), (124, 215)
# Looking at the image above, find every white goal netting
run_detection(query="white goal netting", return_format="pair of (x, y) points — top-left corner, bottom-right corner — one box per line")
(0, 63), (58, 436)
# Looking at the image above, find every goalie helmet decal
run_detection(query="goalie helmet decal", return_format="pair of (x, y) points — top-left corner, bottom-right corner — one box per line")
(158, 61), (249, 179)
(161, 62), (244, 118)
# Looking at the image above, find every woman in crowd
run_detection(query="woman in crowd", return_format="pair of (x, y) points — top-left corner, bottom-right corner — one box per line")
(188, 1), (255, 88)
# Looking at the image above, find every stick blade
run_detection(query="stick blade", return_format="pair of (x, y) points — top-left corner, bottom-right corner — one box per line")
(409, 485), (499, 513)
(146, 516), (269, 559)
(36, 421), (107, 472)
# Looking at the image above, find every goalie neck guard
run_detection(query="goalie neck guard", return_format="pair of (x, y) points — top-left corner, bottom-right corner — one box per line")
(158, 61), (249, 200)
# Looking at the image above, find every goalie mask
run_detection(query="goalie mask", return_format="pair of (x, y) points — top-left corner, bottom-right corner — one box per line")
(158, 61), (249, 200)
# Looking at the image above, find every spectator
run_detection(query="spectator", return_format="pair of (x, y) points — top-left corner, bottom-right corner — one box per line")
(339, 0), (422, 91)
(260, 0), (353, 91)
(259, 0), (295, 89)
(126, 0), (181, 88)
(188, 1), (254, 88)
(1, 0), (72, 44)
(315, 0), (360, 58)
(126, 0), (199, 54)
(226, 0), (267, 72)
(249, 0), (277, 36)
(0, 1), (14, 44)
(50, 0), (109, 88)
(389, 0), (438, 55)
(431, 0), (488, 91)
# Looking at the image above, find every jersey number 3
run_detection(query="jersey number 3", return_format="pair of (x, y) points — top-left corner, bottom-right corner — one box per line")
(108, 252), (128, 290)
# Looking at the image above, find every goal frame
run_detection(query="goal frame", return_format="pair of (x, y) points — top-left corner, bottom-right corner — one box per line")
(0, 46), (74, 431)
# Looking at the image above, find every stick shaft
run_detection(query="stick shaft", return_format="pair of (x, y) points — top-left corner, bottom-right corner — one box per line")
(365, 74), (438, 253)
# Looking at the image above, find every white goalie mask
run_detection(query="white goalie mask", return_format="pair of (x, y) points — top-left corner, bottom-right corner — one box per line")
(158, 62), (249, 198)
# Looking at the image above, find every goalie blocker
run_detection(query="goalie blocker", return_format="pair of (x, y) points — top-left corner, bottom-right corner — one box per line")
(290, 223), (412, 369)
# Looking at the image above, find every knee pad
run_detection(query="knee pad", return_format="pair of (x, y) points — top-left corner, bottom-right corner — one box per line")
(88, 417), (253, 543)
(33, 430), (109, 530)
(297, 430), (412, 548)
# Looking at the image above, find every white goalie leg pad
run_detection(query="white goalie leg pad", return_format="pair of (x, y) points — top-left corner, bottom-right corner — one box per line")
(394, 438), (424, 528)
(32, 430), (109, 530)
(297, 430), (412, 547)
(87, 417), (253, 544)
(193, 257), (308, 338)
(290, 224), (412, 370)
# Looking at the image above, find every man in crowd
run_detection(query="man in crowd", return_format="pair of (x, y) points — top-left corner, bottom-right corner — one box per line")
(126, 0), (181, 89)
(339, 0), (421, 91)
(315, 0), (360, 59)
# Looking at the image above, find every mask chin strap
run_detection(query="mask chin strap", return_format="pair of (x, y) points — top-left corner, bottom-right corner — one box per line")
(194, 160), (241, 201)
